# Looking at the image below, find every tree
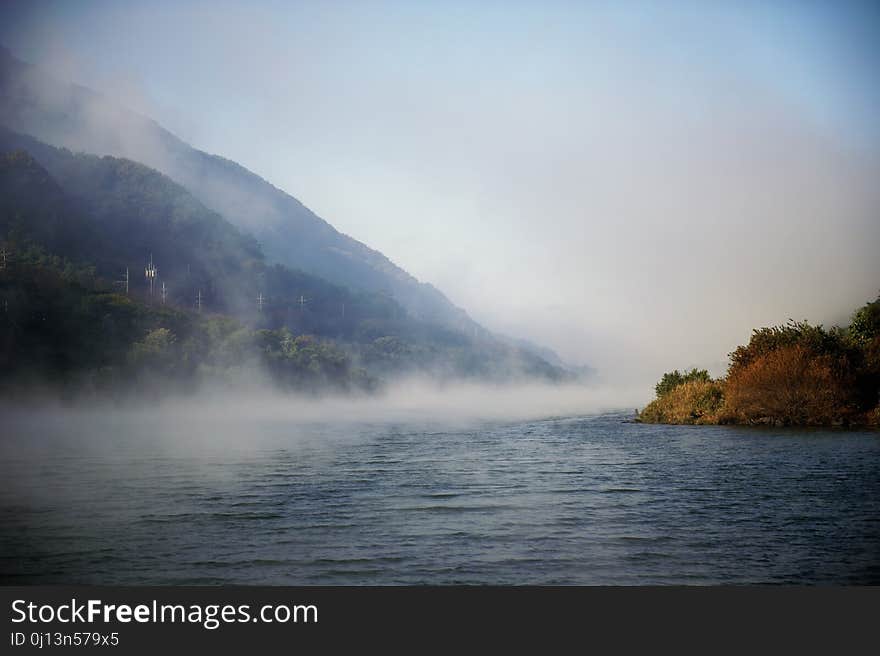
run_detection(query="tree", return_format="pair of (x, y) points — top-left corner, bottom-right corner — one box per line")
(128, 328), (178, 374)
(849, 294), (880, 344)
(655, 368), (712, 397)
(723, 344), (852, 425)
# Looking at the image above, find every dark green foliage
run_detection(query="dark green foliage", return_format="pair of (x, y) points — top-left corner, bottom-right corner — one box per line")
(0, 247), (182, 392)
(848, 296), (880, 416)
(0, 150), (105, 264)
(0, 137), (569, 396)
(727, 319), (848, 376)
(849, 293), (880, 345)
(0, 249), (376, 395)
(128, 327), (178, 376)
(257, 330), (371, 391)
(654, 368), (712, 398)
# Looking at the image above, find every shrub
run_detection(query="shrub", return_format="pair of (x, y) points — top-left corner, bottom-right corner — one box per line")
(654, 368), (712, 398)
(723, 343), (853, 425)
(727, 320), (844, 377)
(639, 379), (724, 425)
(128, 327), (177, 371)
(641, 296), (880, 427)
(849, 294), (880, 345)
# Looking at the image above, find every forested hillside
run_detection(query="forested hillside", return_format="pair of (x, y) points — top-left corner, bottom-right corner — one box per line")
(0, 46), (482, 333)
(0, 141), (568, 397)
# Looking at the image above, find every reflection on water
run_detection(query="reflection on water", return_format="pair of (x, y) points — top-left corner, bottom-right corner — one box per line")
(1, 412), (878, 584)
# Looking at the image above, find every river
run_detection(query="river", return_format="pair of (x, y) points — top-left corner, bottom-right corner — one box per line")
(2, 411), (878, 584)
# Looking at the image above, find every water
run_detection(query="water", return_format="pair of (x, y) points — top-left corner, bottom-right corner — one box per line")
(1, 411), (878, 584)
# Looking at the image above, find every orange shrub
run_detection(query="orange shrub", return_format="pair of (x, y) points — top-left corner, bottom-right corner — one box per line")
(723, 343), (852, 425)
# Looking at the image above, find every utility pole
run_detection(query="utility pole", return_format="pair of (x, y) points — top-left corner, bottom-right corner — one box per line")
(161, 282), (168, 305)
(145, 254), (157, 297)
(196, 290), (202, 313)
(298, 295), (307, 310)
(115, 267), (129, 295)
(341, 303), (345, 319)
(258, 293), (264, 313)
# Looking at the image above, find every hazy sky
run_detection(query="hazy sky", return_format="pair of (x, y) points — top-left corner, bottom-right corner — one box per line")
(2, 0), (879, 382)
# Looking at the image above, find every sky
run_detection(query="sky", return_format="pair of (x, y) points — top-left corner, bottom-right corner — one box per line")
(2, 0), (879, 383)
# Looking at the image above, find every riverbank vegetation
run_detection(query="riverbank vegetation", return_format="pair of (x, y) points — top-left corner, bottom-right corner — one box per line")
(638, 295), (880, 427)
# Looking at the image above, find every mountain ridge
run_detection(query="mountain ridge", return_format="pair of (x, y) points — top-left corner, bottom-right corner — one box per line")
(0, 131), (571, 385)
(0, 45), (581, 374)
(0, 46), (478, 331)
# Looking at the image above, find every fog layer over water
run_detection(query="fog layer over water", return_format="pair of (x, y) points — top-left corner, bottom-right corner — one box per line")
(2, 380), (640, 452)
(2, 389), (878, 584)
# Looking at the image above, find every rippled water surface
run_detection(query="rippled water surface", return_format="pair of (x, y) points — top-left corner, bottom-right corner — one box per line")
(2, 412), (878, 584)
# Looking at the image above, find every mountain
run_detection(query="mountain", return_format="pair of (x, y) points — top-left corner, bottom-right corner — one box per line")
(0, 46), (481, 333)
(0, 150), (377, 394)
(0, 135), (570, 387)
(0, 126), (338, 320)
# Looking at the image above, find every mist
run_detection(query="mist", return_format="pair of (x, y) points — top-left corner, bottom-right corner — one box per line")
(1, 0), (880, 390)
(0, 379), (640, 482)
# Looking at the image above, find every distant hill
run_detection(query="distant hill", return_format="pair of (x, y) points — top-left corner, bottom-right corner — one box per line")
(0, 154), (375, 395)
(0, 46), (481, 334)
(0, 127), (364, 323)
(0, 136), (570, 386)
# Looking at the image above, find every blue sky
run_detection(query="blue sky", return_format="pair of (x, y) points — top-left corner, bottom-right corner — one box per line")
(2, 0), (879, 380)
